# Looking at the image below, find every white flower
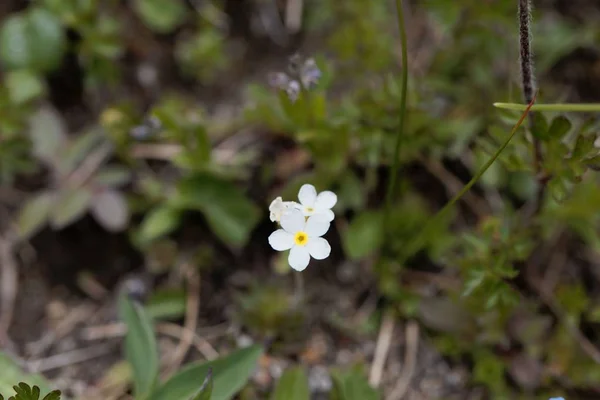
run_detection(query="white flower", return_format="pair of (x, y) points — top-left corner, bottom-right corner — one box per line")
(295, 184), (337, 222)
(269, 196), (297, 223)
(268, 208), (331, 271)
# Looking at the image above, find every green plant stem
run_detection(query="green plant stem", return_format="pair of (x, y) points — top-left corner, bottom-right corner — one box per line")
(397, 95), (537, 265)
(293, 271), (304, 305)
(494, 102), (600, 112)
(384, 0), (408, 234)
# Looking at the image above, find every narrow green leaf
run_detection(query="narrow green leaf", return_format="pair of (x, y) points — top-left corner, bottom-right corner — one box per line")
(94, 166), (132, 188)
(146, 289), (186, 320)
(149, 345), (263, 400)
(188, 369), (213, 400)
(16, 192), (53, 239)
(137, 206), (181, 244)
(174, 174), (260, 247)
(494, 102), (600, 112)
(270, 366), (309, 400)
(118, 294), (159, 399)
(342, 211), (384, 260)
(49, 188), (92, 229)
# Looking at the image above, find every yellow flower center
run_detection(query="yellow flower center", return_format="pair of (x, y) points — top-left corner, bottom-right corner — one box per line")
(305, 206), (314, 213)
(294, 231), (308, 246)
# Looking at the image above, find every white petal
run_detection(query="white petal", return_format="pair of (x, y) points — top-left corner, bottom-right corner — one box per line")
(305, 214), (330, 237)
(281, 208), (305, 233)
(268, 229), (294, 251)
(306, 237), (331, 260)
(315, 191), (337, 209)
(289, 246), (310, 271)
(269, 196), (283, 212)
(298, 184), (317, 206)
(316, 209), (335, 222)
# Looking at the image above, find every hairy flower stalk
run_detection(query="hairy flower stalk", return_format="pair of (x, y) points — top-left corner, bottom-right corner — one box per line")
(519, 0), (546, 212)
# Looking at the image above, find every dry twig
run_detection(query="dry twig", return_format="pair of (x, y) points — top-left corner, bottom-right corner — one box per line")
(388, 321), (419, 400)
(369, 309), (396, 387)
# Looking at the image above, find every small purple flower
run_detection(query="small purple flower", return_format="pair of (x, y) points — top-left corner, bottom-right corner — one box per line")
(300, 58), (322, 90)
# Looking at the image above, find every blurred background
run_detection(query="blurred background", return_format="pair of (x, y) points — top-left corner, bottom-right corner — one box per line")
(2, 0), (600, 399)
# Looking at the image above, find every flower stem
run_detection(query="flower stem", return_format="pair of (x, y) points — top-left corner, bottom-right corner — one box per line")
(384, 0), (409, 233)
(293, 270), (305, 304)
(398, 94), (537, 265)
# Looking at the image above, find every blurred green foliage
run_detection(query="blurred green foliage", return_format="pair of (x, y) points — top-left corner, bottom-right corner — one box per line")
(1, 0), (600, 398)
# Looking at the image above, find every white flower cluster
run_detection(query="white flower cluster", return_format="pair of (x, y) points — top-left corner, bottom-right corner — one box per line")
(268, 184), (337, 271)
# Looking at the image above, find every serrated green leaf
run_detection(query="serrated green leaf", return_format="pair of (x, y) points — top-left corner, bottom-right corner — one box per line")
(49, 188), (92, 229)
(16, 192), (53, 239)
(133, 0), (186, 33)
(342, 211), (384, 260)
(90, 189), (129, 232)
(547, 116), (572, 140)
(188, 369), (213, 400)
(137, 206), (181, 244)
(118, 294), (159, 399)
(270, 366), (309, 400)
(174, 173), (260, 247)
(149, 345), (263, 400)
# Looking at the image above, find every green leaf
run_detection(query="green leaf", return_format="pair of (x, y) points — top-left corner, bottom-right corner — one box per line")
(547, 116), (572, 140)
(342, 211), (384, 260)
(9, 383), (61, 400)
(149, 345), (263, 400)
(16, 192), (53, 239)
(27, 106), (67, 164)
(270, 366), (309, 400)
(146, 289), (186, 320)
(5, 69), (45, 104)
(530, 113), (548, 140)
(89, 189), (130, 232)
(93, 166), (132, 188)
(0, 8), (66, 72)
(188, 369), (213, 400)
(330, 367), (380, 400)
(571, 134), (596, 160)
(133, 0), (186, 33)
(118, 294), (159, 399)
(0, 353), (57, 399)
(49, 188), (92, 229)
(137, 206), (182, 244)
(174, 174), (260, 247)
